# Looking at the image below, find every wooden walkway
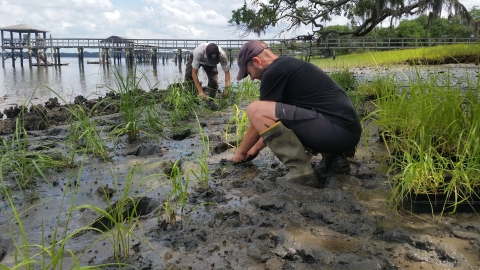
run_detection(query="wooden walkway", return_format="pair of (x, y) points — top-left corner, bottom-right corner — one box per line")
(2, 37), (478, 68)
(2, 37), (479, 51)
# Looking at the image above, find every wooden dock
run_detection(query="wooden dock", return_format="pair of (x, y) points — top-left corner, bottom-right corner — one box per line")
(32, 62), (69, 66)
(2, 37), (478, 51)
(86, 60), (110, 64)
(2, 36), (479, 68)
(3, 25), (477, 68)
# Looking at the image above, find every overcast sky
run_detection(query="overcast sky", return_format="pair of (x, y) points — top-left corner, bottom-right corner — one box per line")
(0, 0), (478, 40)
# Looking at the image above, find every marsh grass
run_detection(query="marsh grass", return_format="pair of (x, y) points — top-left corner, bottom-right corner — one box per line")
(0, 116), (68, 190)
(216, 80), (260, 112)
(46, 86), (111, 161)
(163, 80), (199, 125)
(75, 162), (153, 265)
(327, 67), (366, 115)
(216, 87), (233, 110)
(231, 79), (260, 105)
(0, 156), (113, 269)
(1, 146), (156, 269)
(171, 161), (189, 211)
(143, 103), (165, 135)
(366, 67), (480, 213)
(357, 74), (397, 100)
(108, 66), (162, 142)
(191, 111), (210, 189)
(226, 105), (249, 149)
(162, 160), (190, 224)
(66, 103), (110, 161)
(216, 80), (259, 145)
(329, 68), (357, 91)
(0, 185), (82, 270)
(312, 44), (480, 68)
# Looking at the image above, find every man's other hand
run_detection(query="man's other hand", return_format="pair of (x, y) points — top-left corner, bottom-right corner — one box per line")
(222, 86), (231, 98)
(198, 91), (207, 100)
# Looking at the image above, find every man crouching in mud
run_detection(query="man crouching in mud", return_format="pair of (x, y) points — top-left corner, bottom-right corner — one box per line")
(231, 40), (362, 187)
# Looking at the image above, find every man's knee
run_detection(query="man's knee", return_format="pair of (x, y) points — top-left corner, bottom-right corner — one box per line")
(246, 101), (276, 120)
(246, 101), (263, 114)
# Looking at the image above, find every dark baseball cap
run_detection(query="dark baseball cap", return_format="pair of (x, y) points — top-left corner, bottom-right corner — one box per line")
(236, 40), (268, 80)
(205, 43), (220, 65)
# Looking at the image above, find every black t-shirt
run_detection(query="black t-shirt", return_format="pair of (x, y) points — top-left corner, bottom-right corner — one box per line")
(260, 56), (362, 133)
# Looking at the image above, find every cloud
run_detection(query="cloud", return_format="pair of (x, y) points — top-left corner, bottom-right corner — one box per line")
(0, 0), (248, 39)
(104, 10), (121, 20)
(0, 0), (477, 40)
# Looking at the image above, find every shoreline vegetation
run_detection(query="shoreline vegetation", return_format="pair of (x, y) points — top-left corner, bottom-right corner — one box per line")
(312, 44), (480, 68)
(1, 44), (479, 268)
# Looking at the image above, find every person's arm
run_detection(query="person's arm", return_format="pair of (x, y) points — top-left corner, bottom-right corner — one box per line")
(222, 70), (231, 97)
(232, 124), (262, 162)
(192, 68), (206, 99)
(225, 70), (231, 87)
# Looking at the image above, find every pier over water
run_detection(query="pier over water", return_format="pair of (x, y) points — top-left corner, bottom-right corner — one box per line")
(2, 24), (479, 69)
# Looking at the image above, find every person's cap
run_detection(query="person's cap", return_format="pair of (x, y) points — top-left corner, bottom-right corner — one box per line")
(205, 43), (220, 65)
(236, 40), (268, 80)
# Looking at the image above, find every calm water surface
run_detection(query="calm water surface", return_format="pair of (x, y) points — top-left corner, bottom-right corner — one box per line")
(2, 57), (478, 114)
(0, 57), (240, 112)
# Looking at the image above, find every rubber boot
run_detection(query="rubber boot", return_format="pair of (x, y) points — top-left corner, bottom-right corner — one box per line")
(206, 86), (218, 99)
(314, 152), (350, 175)
(206, 99), (219, 111)
(206, 87), (219, 111)
(260, 122), (319, 187)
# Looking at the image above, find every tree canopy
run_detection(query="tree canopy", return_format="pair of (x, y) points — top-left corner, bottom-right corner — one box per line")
(373, 14), (473, 38)
(229, 1), (480, 39)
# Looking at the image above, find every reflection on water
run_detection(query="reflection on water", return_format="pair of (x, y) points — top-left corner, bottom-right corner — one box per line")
(0, 57), (239, 111)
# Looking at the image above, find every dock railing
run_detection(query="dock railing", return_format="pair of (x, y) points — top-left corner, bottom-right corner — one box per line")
(2, 37), (479, 51)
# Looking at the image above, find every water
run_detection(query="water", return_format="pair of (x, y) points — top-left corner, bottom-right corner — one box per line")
(0, 57), (240, 112)
(2, 56), (478, 114)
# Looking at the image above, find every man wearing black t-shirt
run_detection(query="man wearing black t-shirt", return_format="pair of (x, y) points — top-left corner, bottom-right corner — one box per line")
(232, 40), (361, 187)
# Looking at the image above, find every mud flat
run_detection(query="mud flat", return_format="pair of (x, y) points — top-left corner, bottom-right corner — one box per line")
(0, 66), (479, 269)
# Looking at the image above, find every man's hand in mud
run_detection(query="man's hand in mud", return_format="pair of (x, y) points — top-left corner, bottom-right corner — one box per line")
(232, 151), (259, 163)
(198, 91), (206, 100)
(244, 152), (259, 162)
(221, 86), (231, 98)
(232, 152), (247, 163)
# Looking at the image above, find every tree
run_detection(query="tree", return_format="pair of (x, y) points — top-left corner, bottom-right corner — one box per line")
(369, 13), (474, 38)
(322, 25), (352, 37)
(229, 0), (480, 40)
(469, 5), (480, 20)
(395, 18), (427, 38)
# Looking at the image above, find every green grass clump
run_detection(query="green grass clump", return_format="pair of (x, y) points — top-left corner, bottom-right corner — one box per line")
(329, 68), (357, 91)
(0, 117), (68, 190)
(163, 81), (199, 125)
(66, 103), (110, 161)
(231, 79), (260, 105)
(109, 66), (163, 142)
(191, 110), (210, 190)
(162, 160), (190, 224)
(226, 105), (249, 150)
(365, 67), (480, 213)
(76, 163), (147, 263)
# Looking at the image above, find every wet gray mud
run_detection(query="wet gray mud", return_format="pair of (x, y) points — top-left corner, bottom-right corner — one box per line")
(1, 65), (480, 269)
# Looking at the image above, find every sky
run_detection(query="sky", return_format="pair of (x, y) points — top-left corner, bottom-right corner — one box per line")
(0, 0), (478, 41)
